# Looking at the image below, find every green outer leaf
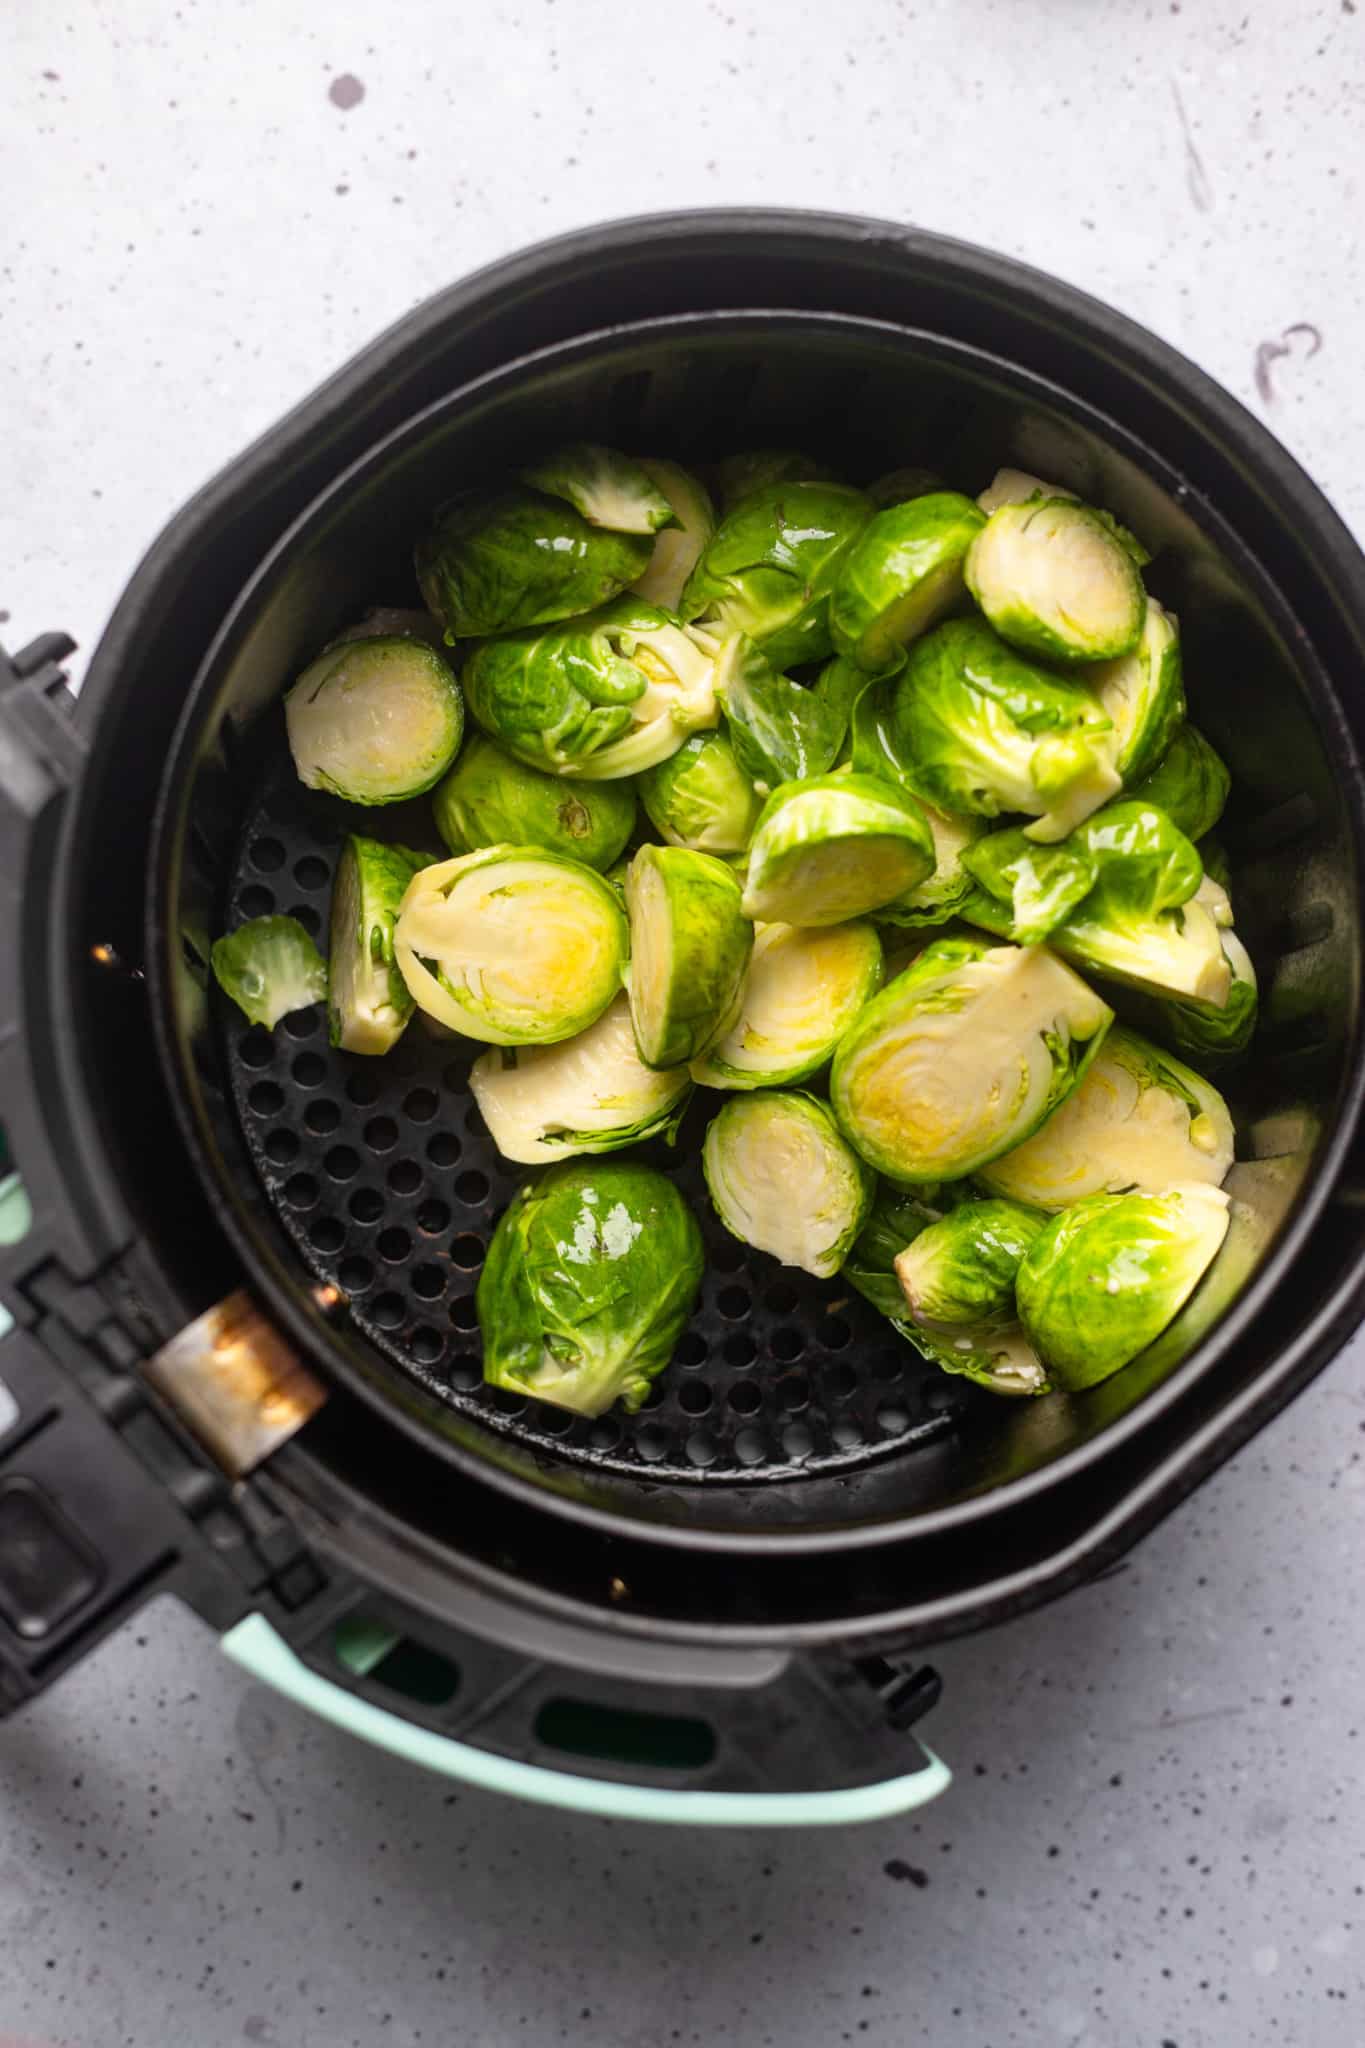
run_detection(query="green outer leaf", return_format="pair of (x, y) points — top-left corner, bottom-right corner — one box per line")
(829, 492), (986, 673)
(284, 636), (464, 805)
(625, 844), (754, 1069)
(416, 488), (653, 638)
(690, 918), (883, 1089)
(1127, 723), (1231, 841)
(960, 826), (1098, 944)
(680, 481), (874, 671)
(964, 497), (1146, 665)
(893, 1199), (1047, 1328)
(328, 836), (425, 1054)
(716, 634), (852, 790)
(1084, 596), (1185, 782)
(432, 733), (636, 870)
(702, 1091), (875, 1279)
(520, 443), (678, 534)
(211, 915), (327, 1030)
(712, 449), (836, 513)
(842, 1186), (940, 1321)
(742, 773), (936, 927)
(478, 1160), (704, 1417)
(637, 729), (761, 854)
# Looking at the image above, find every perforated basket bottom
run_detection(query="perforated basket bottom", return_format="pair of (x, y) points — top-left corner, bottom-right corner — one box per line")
(223, 760), (973, 1484)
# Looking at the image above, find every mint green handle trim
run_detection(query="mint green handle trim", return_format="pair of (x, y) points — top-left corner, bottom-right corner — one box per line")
(222, 1613), (950, 1827)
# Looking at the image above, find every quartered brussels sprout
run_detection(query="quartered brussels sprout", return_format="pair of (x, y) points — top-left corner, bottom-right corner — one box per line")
(830, 492), (986, 673)
(878, 804), (986, 929)
(1047, 802), (1231, 1006)
(680, 481), (874, 671)
(831, 933), (1112, 1183)
(629, 459), (717, 611)
(520, 443), (678, 534)
(690, 919), (883, 1089)
(979, 1026), (1234, 1210)
(637, 729), (761, 854)
(478, 1160), (704, 1416)
(741, 774), (936, 927)
(714, 634), (856, 791)
(965, 496), (1147, 665)
(713, 449), (836, 513)
(432, 734), (635, 870)
(1016, 1181), (1232, 1390)
(285, 636), (464, 804)
(212, 915), (327, 1030)
(462, 596), (719, 780)
(893, 1199), (1045, 1330)
(702, 1091), (874, 1280)
(895, 619), (1122, 842)
(867, 466), (944, 509)
(327, 837), (426, 1055)
(625, 843), (753, 1069)
(469, 992), (690, 1165)
(960, 825), (1097, 945)
(394, 846), (626, 1045)
(1155, 929), (1258, 1064)
(1128, 722), (1231, 842)
(416, 488), (654, 638)
(1084, 596), (1185, 783)
(975, 468), (1077, 514)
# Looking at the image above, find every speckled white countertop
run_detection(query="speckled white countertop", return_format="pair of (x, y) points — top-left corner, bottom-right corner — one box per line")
(2, 4), (1364, 2045)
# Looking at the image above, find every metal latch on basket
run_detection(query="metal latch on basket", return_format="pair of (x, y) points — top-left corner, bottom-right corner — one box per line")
(143, 1289), (327, 1478)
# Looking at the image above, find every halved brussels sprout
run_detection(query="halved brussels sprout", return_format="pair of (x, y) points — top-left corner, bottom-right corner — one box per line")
(285, 636), (464, 804)
(625, 844), (753, 1069)
(867, 466), (944, 509)
(520, 443), (677, 534)
(843, 1185), (938, 1322)
(966, 497), (1146, 666)
(680, 481), (874, 671)
(894, 1198), (1046, 1329)
(1084, 596), (1185, 782)
(394, 846), (626, 1045)
(1155, 930), (1258, 1064)
(416, 488), (653, 638)
(637, 729), (761, 853)
(432, 734), (635, 870)
(831, 933), (1112, 1183)
(690, 919), (883, 1089)
(979, 1026), (1235, 1210)
(975, 468), (1077, 514)
(703, 1091), (874, 1279)
(714, 634), (855, 791)
(1127, 722), (1231, 841)
(895, 619), (1121, 842)
(1016, 1181), (1232, 1389)
(469, 992), (690, 1165)
(878, 803), (987, 929)
(830, 492), (986, 674)
(742, 774), (936, 927)
(960, 826), (1098, 944)
(211, 915), (327, 1030)
(1048, 802), (1231, 1006)
(629, 459), (716, 611)
(328, 837), (426, 1055)
(462, 596), (719, 780)
(713, 449), (836, 512)
(478, 1159), (704, 1416)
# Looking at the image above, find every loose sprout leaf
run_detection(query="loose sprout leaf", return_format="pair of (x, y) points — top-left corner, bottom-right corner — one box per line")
(1127, 722), (1231, 842)
(1084, 597), (1185, 783)
(893, 1199), (1046, 1330)
(830, 491), (986, 674)
(285, 636), (464, 805)
(629, 459), (717, 611)
(690, 919), (884, 1089)
(680, 480), (874, 671)
(211, 916), (327, 1030)
(638, 729), (762, 854)
(521, 443), (679, 535)
(432, 733), (636, 870)
(416, 487), (653, 638)
(328, 837), (426, 1055)
(742, 774), (936, 927)
(703, 1091), (875, 1280)
(625, 844), (754, 1069)
(469, 993), (691, 1165)
(960, 826), (1099, 944)
(715, 633), (853, 790)
(965, 498), (1146, 666)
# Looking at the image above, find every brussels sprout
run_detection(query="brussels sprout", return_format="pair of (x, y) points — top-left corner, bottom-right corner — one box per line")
(520, 443), (678, 534)
(702, 1092), (874, 1280)
(394, 846), (626, 1045)
(680, 481), (874, 670)
(742, 774), (935, 927)
(1155, 930), (1258, 1064)
(895, 619), (1121, 841)
(469, 993), (691, 1165)
(976, 468), (1077, 514)
(211, 915), (327, 1029)
(714, 634), (855, 791)
(629, 459), (716, 611)
(830, 492), (986, 673)
(1127, 722), (1231, 841)
(893, 1198), (1046, 1329)
(478, 1160), (704, 1416)
(690, 919), (883, 1089)
(1016, 1181), (1232, 1389)
(432, 734), (635, 870)
(602, 855), (630, 905)
(713, 449), (836, 512)
(1197, 833), (1231, 893)
(965, 497), (1146, 665)
(416, 488), (653, 639)
(1048, 802), (1231, 1006)
(877, 803), (987, 929)
(462, 596), (719, 780)
(960, 826), (1098, 944)
(1084, 597), (1185, 783)
(329, 607), (447, 650)
(843, 1185), (939, 1322)
(867, 466), (944, 509)
(625, 844), (753, 1069)
(979, 1026), (1234, 1210)
(831, 933), (1112, 1183)
(637, 729), (761, 853)
(327, 837), (426, 1055)
(285, 636), (464, 804)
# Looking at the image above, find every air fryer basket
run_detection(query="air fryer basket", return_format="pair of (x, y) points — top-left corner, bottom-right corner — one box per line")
(152, 308), (1365, 1545)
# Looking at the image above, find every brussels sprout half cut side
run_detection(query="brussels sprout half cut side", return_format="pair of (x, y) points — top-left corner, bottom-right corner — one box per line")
(703, 1092), (875, 1280)
(830, 492), (986, 674)
(520, 443), (678, 534)
(285, 636), (464, 805)
(478, 1160), (704, 1417)
(394, 846), (627, 1046)
(680, 480), (874, 672)
(742, 774), (936, 927)
(975, 468), (1079, 514)
(893, 1199), (1046, 1331)
(637, 729), (762, 854)
(625, 844), (754, 1069)
(1084, 596), (1185, 783)
(629, 459), (717, 612)
(470, 993), (691, 1165)
(328, 837), (426, 1055)
(211, 915), (327, 1031)
(432, 734), (636, 871)
(1155, 930), (1259, 1065)
(416, 488), (653, 638)
(1016, 1181), (1232, 1390)
(831, 933), (1113, 1184)
(690, 919), (883, 1090)
(965, 497), (1147, 666)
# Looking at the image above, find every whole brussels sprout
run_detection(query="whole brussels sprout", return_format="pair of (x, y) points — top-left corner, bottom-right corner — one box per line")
(432, 734), (635, 870)
(327, 836), (426, 1055)
(520, 443), (678, 534)
(713, 449), (836, 513)
(829, 492), (986, 674)
(416, 488), (653, 638)
(742, 773), (936, 927)
(394, 846), (627, 1045)
(703, 1091), (874, 1279)
(637, 729), (761, 854)
(478, 1159), (704, 1416)
(469, 993), (690, 1165)
(629, 459), (717, 612)
(965, 496), (1147, 665)
(690, 919), (883, 1090)
(1016, 1181), (1232, 1389)
(714, 634), (857, 791)
(1084, 597), (1185, 783)
(680, 481), (874, 671)
(1127, 722), (1231, 842)
(893, 1198), (1046, 1329)
(211, 915), (326, 1030)
(625, 844), (754, 1068)
(285, 636), (464, 804)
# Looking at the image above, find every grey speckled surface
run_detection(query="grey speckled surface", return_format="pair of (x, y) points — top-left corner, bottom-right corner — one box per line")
(2, 3), (1365, 2044)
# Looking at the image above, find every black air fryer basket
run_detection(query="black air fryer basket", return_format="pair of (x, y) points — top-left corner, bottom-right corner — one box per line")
(2, 212), (1364, 1821)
